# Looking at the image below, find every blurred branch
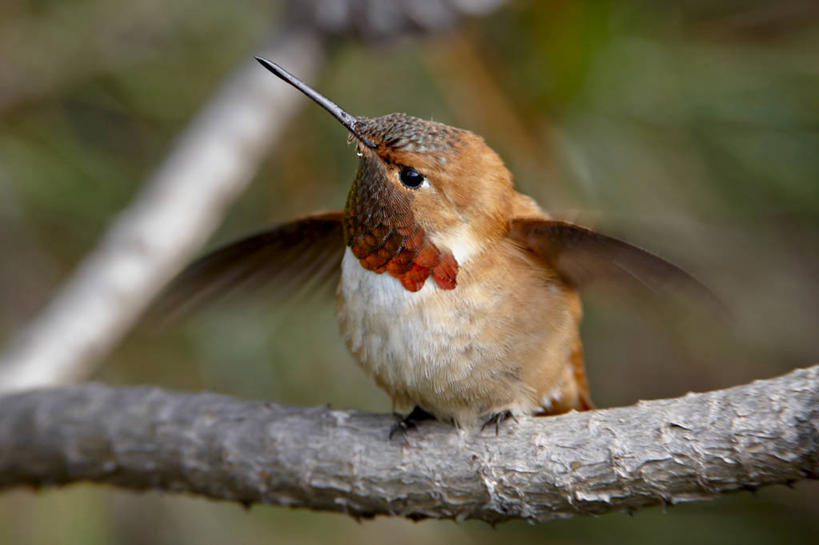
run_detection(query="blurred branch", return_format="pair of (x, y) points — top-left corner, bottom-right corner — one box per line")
(0, 0), (507, 392)
(0, 27), (324, 391)
(0, 366), (815, 523)
(0, 0), (501, 113)
(288, 0), (505, 41)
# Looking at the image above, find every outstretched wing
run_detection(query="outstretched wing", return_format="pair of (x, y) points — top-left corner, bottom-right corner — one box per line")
(509, 218), (719, 306)
(153, 212), (345, 318)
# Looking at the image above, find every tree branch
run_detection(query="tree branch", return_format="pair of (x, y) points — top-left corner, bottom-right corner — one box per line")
(1, 365), (815, 523)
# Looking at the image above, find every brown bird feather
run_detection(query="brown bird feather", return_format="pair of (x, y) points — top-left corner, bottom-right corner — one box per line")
(152, 59), (720, 431)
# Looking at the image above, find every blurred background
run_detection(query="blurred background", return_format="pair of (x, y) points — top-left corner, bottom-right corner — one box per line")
(0, 0), (817, 543)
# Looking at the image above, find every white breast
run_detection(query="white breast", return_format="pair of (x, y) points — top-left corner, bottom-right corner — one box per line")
(337, 239), (584, 426)
(338, 247), (442, 369)
(337, 247), (491, 419)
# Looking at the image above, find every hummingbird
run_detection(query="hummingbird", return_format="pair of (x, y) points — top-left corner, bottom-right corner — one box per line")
(162, 56), (711, 436)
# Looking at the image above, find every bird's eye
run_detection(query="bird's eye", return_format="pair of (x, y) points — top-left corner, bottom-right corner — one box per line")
(399, 166), (426, 189)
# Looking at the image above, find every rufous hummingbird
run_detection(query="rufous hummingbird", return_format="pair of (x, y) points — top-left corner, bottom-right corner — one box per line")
(163, 57), (711, 436)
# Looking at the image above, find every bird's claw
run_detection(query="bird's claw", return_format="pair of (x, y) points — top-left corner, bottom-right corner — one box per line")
(481, 410), (517, 435)
(389, 406), (435, 440)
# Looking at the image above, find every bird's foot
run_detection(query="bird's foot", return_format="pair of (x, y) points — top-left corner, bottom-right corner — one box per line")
(481, 410), (518, 436)
(389, 406), (435, 440)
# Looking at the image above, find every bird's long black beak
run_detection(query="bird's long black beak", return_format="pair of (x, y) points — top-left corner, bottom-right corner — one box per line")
(254, 56), (376, 149)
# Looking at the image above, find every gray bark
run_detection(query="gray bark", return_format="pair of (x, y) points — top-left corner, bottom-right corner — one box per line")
(0, 365), (816, 523)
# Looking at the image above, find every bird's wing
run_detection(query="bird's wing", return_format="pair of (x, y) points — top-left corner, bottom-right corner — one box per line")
(152, 211), (344, 318)
(508, 218), (718, 305)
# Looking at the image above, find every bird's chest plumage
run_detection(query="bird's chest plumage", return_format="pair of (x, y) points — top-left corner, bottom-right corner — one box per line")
(337, 248), (474, 393)
(336, 245), (578, 425)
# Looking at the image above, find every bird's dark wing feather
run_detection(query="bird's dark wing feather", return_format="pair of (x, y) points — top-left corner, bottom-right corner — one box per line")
(153, 212), (344, 319)
(509, 218), (719, 306)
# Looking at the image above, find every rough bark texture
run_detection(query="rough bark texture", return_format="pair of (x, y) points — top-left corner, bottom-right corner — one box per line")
(0, 365), (816, 523)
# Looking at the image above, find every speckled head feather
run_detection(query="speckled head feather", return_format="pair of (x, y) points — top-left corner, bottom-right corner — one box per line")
(356, 113), (468, 163)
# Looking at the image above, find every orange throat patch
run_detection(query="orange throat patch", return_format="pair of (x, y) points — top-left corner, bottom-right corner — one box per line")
(349, 224), (458, 292)
(343, 151), (459, 292)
